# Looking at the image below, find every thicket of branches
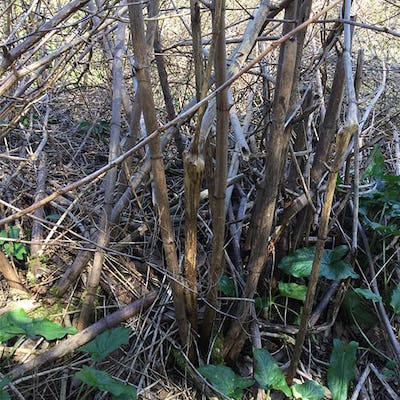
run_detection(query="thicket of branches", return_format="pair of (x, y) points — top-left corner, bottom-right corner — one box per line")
(0, 0), (400, 398)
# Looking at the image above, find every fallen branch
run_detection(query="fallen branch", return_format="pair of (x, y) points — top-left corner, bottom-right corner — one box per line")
(6, 291), (158, 382)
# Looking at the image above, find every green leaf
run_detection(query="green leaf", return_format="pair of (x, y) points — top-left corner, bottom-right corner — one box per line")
(327, 339), (358, 400)
(320, 246), (359, 280)
(362, 146), (385, 179)
(79, 121), (91, 129)
(382, 360), (398, 378)
(198, 364), (253, 400)
(0, 309), (28, 342)
(12, 242), (27, 261)
(0, 377), (11, 400)
(79, 326), (130, 361)
(45, 214), (61, 221)
(0, 309), (77, 343)
(7, 226), (20, 239)
(75, 366), (137, 399)
(0, 230), (7, 244)
(390, 284), (400, 314)
(278, 247), (315, 278)
(353, 288), (381, 303)
(218, 275), (236, 297)
(28, 318), (77, 340)
(253, 348), (291, 396)
(291, 380), (325, 400)
(0, 376), (11, 390)
(321, 260), (359, 280)
(361, 216), (400, 236)
(342, 290), (377, 326)
(0, 227), (27, 260)
(278, 282), (307, 301)
(278, 246), (359, 280)
(330, 245), (350, 261)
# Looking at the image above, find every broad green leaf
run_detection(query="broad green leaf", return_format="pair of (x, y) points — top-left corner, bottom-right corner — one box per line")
(320, 259), (359, 280)
(320, 246), (359, 280)
(79, 327), (130, 361)
(253, 348), (291, 396)
(390, 284), (400, 314)
(218, 275), (236, 297)
(0, 230), (7, 243)
(382, 360), (398, 378)
(354, 288), (381, 303)
(362, 146), (385, 179)
(0, 377), (11, 400)
(361, 217), (400, 236)
(75, 366), (137, 400)
(278, 247), (315, 278)
(342, 290), (376, 326)
(28, 318), (77, 340)
(278, 246), (358, 280)
(7, 226), (20, 239)
(46, 214), (61, 221)
(0, 309), (29, 342)
(330, 245), (350, 261)
(198, 364), (253, 400)
(327, 339), (358, 400)
(0, 376), (11, 389)
(291, 380), (325, 400)
(0, 309), (76, 342)
(278, 282), (307, 301)
(0, 227), (27, 260)
(11, 242), (27, 261)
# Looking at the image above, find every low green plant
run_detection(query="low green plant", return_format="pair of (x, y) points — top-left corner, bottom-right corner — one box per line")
(0, 311), (136, 400)
(199, 348), (326, 399)
(390, 283), (400, 314)
(253, 347), (291, 396)
(75, 366), (137, 400)
(0, 309), (78, 399)
(291, 380), (326, 400)
(278, 281), (307, 301)
(255, 246), (359, 319)
(0, 226), (27, 261)
(0, 376), (11, 400)
(278, 245), (359, 281)
(342, 288), (378, 327)
(198, 364), (254, 399)
(76, 326), (137, 399)
(0, 308), (77, 342)
(359, 147), (400, 240)
(327, 339), (358, 400)
(78, 326), (130, 361)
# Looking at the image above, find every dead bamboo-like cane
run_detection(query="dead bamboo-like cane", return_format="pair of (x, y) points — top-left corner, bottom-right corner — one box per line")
(77, 20), (125, 329)
(286, 0), (359, 383)
(127, 1), (191, 353)
(224, 0), (299, 361)
(190, 0), (204, 102)
(29, 153), (48, 280)
(182, 0), (222, 349)
(201, 0), (229, 348)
